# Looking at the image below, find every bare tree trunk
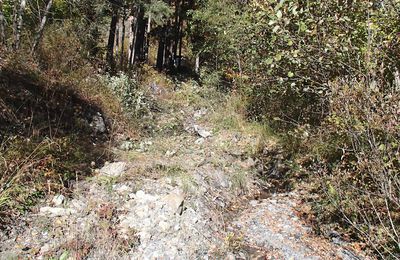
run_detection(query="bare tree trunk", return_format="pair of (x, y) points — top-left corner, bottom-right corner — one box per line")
(14, 0), (26, 50)
(195, 53), (200, 75)
(145, 12), (151, 62)
(128, 15), (137, 66)
(120, 7), (126, 69)
(0, 0), (6, 46)
(31, 0), (53, 53)
(156, 26), (166, 70)
(134, 5), (145, 62)
(115, 19), (120, 60)
(106, 4), (119, 72)
(172, 0), (180, 61)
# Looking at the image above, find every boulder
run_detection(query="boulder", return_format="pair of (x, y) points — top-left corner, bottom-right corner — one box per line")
(99, 162), (127, 177)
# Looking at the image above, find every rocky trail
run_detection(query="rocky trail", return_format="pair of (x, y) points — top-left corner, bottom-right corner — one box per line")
(0, 80), (367, 259)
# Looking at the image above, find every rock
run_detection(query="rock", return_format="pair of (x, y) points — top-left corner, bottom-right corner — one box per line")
(90, 113), (106, 133)
(193, 125), (212, 138)
(194, 108), (208, 119)
(135, 190), (146, 199)
(99, 162), (127, 177)
(165, 150), (177, 157)
(213, 171), (230, 188)
(250, 200), (258, 207)
(39, 207), (76, 217)
(163, 191), (185, 214)
(158, 221), (171, 231)
(40, 244), (51, 254)
(51, 194), (65, 206)
(119, 140), (134, 151)
(150, 82), (161, 94)
(113, 184), (131, 194)
(195, 138), (205, 145)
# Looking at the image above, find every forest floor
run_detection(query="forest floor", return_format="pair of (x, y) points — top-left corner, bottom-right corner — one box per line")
(0, 78), (369, 259)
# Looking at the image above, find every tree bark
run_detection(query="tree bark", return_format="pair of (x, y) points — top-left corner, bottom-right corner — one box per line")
(106, 4), (119, 72)
(195, 53), (200, 75)
(115, 19), (120, 58)
(134, 5), (145, 62)
(31, 0), (53, 53)
(156, 26), (166, 70)
(120, 7), (126, 69)
(128, 14), (138, 66)
(145, 12), (151, 62)
(172, 0), (180, 61)
(0, 0), (6, 46)
(14, 0), (26, 50)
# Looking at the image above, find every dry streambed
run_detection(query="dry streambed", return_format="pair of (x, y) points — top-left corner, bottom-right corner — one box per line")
(0, 83), (367, 260)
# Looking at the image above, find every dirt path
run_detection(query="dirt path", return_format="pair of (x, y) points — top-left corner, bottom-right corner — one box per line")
(0, 80), (366, 259)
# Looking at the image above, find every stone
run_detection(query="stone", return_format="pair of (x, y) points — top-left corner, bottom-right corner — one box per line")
(119, 140), (134, 151)
(163, 191), (185, 214)
(158, 221), (171, 231)
(193, 125), (212, 138)
(113, 184), (131, 194)
(194, 108), (208, 119)
(99, 162), (127, 177)
(39, 207), (76, 217)
(90, 113), (106, 133)
(165, 150), (177, 157)
(40, 244), (51, 254)
(250, 200), (258, 207)
(195, 138), (205, 145)
(51, 194), (65, 206)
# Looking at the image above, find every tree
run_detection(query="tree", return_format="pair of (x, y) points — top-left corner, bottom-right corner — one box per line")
(13, 0), (26, 50)
(0, 0), (5, 45)
(106, 1), (120, 72)
(31, 0), (54, 53)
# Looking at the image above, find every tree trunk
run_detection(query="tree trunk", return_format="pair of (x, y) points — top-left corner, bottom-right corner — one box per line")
(134, 5), (145, 62)
(0, 0), (6, 46)
(195, 53), (200, 75)
(145, 12), (151, 62)
(14, 0), (26, 50)
(31, 0), (53, 53)
(106, 4), (119, 72)
(115, 19), (120, 59)
(172, 0), (180, 61)
(156, 26), (166, 70)
(120, 7), (126, 69)
(128, 14), (138, 66)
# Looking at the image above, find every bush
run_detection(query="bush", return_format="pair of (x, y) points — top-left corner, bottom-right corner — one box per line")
(312, 79), (400, 258)
(104, 72), (152, 119)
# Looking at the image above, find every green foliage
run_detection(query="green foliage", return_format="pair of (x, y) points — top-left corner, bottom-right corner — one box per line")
(145, 0), (174, 26)
(104, 72), (154, 120)
(192, 0), (400, 127)
(313, 80), (400, 257)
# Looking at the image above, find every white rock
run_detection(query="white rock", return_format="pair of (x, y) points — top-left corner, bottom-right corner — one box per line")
(165, 150), (177, 157)
(250, 200), (258, 207)
(195, 138), (205, 145)
(113, 184), (131, 194)
(193, 125), (212, 138)
(163, 191), (185, 214)
(99, 162), (127, 177)
(51, 194), (65, 206)
(39, 207), (76, 217)
(136, 190), (146, 199)
(159, 221), (170, 231)
(90, 113), (106, 133)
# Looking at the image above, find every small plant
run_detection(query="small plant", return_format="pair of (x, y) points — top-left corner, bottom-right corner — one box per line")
(224, 232), (244, 252)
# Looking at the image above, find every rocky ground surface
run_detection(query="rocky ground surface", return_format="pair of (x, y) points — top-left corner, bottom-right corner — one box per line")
(0, 81), (368, 259)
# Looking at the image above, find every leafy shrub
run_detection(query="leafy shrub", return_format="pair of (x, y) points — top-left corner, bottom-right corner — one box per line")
(312, 79), (400, 258)
(103, 72), (154, 121)
(192, 0), (400, 128)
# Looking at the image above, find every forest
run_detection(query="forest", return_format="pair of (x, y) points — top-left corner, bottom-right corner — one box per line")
(0, 0), (399, 259)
